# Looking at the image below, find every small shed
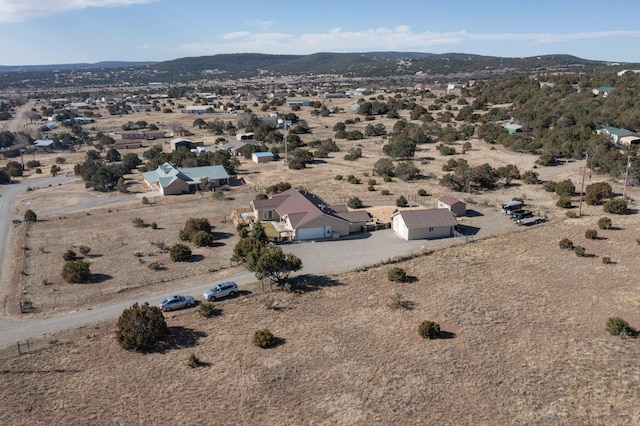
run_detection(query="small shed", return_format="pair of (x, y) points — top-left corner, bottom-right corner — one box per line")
(437, 196), (466, 217)
(252, 151), (274, 163)
(170, 138), (195, 151)
(391, 208), (457, 241)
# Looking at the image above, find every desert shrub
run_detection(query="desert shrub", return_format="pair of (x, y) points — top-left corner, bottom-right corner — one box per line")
(132, 217), (145, 228)
(521, 170), (540, 184)
(554, 179), (575, 197)
(585, 181), (612, 205)
(383, 175), (392, 182)
(347, 175), (361, 184)
(388, 267), (407, 283)
(148, 261), (163, 271)
(585, 229), (598, 239)
(574, 245), (585, 257)
(603, 198), (628, 215)
(556, 198), (572, 208)
(169, 244), (192, 262)
(367, 185), (375, 191)
(141, 196), (149, 204)
(179, 218), (212, 241)
(61, 260), (91, 283)
(417, 189), (427, 196)
(78, 245), (91, 257)
(191, 230), (214, 247)
(334, 174), (343, 181)
(55, 157), (66, 164)
(388, 292), (415, 310)
(348, 196), (363, 209)
(253, 329), (276, 348)
(187, 353), (202, 368)
(418, 321), (441, 339)
(381, 189), (390, 195)
(566, 211), (577, 218)
(63, 249), (78, 261)
(606, 317), (632, 337)
(198, 302), (219, 318)
(116, 302), (168, 351)
(396, 195), (408, 207)
(559, 238), (574, 250)
(602, 256), (612, 264)
(23, 209), (37, 222)
(368, 178), (377, 186)
(598, 217), (612, 230)
(150, 222), (158, 230)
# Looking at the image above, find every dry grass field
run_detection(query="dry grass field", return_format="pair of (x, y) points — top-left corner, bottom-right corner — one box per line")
(1, 213), (639, 425)
(1, 94), (640, 424)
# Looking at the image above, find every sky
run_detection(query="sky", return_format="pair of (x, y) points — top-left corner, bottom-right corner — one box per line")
(2, 0), (640, 66)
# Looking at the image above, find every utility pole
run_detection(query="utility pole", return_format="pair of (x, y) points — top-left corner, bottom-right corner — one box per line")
(283, 120), (291, 168)
(578, 154), (589, 217)
(623, 155), (631, 199)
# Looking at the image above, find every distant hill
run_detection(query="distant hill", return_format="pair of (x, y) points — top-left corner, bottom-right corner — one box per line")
(0, 61), (157, 72)
(0, 52), (633, 90)
(149, 52), (617, 79)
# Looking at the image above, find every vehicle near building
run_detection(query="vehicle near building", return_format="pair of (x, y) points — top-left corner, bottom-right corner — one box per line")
(203, 281), (238, 301)
(159, 295), (196, 312)
(501, 200), (524, 214)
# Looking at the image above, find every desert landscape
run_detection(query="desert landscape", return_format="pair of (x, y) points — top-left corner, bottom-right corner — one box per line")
(1, 81), (639, 425)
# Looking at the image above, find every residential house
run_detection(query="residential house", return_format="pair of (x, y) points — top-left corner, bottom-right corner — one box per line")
(592, 86), (614, 97)
(503, 123), (523, 134)
(391, 208), (457, 241)
(250, 188), (371, 240)
(437, 196), (466, 217)
(596, 127), (640, 145)
(142, 162), (230, 196)
(170, 138), (195, 151)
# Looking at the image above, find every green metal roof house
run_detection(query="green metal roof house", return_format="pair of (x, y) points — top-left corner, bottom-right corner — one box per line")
(142, 162), (229, 195)
(503, 123), (523, 134)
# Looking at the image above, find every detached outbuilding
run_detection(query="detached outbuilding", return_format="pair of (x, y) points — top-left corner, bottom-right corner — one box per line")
(252, 151), (274, 163)
(437, 196), (466, 217)
(391, 208), (457, 241)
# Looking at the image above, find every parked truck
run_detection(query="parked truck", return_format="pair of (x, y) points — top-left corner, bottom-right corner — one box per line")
(501, 200), (524, 214)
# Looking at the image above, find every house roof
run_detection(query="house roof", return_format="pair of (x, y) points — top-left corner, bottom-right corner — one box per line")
(438, 196), (464, 207)
(503, 123), (523, 131)
(392, 208), (457, 229)
(252, 188), (370, 228)
(597, 127), (635, 137)
(597, 86), (614, 92)
(253, 152), (273, 157)
(142, 162), (229, 189)
(34, 139), (54, 147)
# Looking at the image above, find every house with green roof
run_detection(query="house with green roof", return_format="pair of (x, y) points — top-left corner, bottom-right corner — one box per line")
(142, 162), (230, 195)
(596, 127), (640, 145)
(503, 123), (523, 134)
(592, 86), (615, 97)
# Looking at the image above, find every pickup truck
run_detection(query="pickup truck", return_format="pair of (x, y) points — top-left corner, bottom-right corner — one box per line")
(516, 216), (547, 226)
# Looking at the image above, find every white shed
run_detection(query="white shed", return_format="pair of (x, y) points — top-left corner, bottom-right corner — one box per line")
(391, 208), (457, 241)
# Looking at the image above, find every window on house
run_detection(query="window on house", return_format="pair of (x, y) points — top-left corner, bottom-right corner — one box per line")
(428, 227), (434, 231)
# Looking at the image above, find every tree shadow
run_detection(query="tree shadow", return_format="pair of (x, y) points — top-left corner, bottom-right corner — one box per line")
(212, 231), (235, 240)
(287, 274), (343, 294)
(404, 276), (419, 283)
(186, 254), (205, 262)
(88, 273), (112, 283)
(439, 331), (456, 339)
(86, 254), (103, 259)
(161, 326), (208, 351)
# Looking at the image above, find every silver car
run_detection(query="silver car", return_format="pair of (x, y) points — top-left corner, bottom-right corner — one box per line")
(159, 295), (196, 312)
(203, 281), (238, 302)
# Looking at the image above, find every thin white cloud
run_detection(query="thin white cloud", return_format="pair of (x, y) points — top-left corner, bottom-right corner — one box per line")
(172, 26), (640, 57)
(245, 20), (273, 31)
(0, 0), (157, 23)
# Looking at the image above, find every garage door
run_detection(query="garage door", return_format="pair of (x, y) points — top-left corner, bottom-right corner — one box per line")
(297, 227), (325, 240)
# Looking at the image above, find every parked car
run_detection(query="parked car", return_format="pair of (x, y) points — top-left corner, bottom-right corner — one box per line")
(159, 295), (196, 312)
(203, 281), (238, 301)
(511, 209), (533, 220)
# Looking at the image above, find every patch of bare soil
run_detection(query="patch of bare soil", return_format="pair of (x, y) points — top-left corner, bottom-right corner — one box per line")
(1, 213), (639, 425)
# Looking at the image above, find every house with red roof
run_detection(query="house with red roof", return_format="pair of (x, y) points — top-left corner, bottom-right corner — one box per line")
(250, 188), (371, 240)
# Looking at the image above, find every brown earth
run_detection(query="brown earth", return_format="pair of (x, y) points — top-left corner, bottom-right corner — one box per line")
(1, 212), (639, 425)
(1, 94), (639, 424)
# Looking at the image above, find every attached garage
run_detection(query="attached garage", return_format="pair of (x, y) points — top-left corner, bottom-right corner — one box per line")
(297, 227), (326, 240)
